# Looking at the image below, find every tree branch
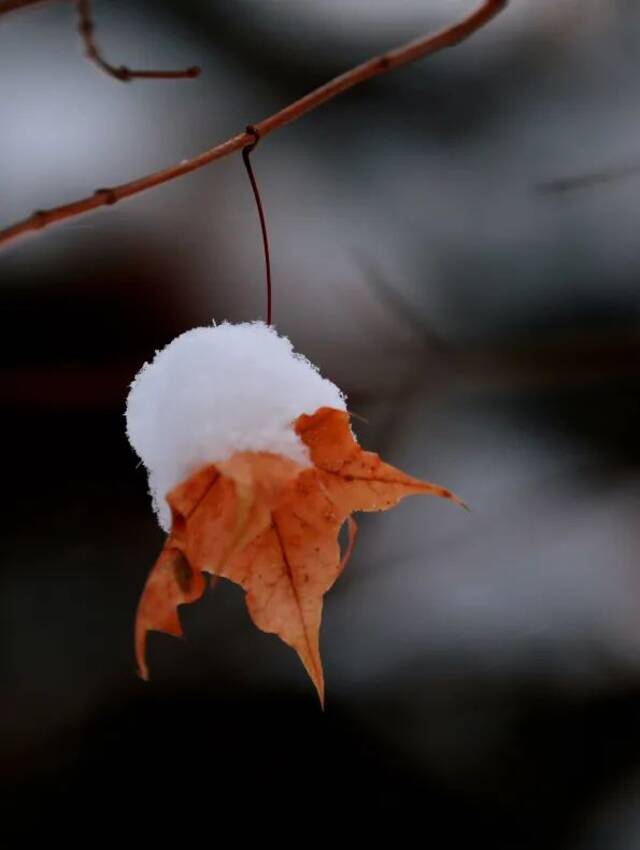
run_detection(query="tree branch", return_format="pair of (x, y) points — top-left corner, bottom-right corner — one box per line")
(0, 0), (508, 251)
(537, 157), (640, 195)
(1, 0), (200, 80)
(76, 0), (200, 82)
(0, 0), (54, 15)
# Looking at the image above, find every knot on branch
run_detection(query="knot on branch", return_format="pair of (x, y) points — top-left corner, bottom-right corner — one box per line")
(94, 187), (117, 205)
(32, 210), (48, 229)
(244, 124), (261, 154)
(114, 66), (132, 83)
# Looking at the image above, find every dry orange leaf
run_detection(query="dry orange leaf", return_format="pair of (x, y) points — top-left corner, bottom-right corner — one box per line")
(135, 407), (463, 704)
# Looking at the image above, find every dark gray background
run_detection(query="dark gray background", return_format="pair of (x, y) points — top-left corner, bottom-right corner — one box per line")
(2, 2), (640, 846)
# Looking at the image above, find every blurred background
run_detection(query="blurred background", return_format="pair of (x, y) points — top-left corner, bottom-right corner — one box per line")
(3, 1), (640, 846)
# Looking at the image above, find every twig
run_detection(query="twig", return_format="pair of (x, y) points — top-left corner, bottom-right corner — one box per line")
(538, 157), (640, 195)
(0, 0), (53, 15)
(0, 0), (508, 251)
(0, 0), (200, 80)
(76, 0), (200, 82)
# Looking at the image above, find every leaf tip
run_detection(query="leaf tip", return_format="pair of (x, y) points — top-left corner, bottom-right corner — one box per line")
(433, 485), (468, 512)
(136, 649), (150, 682)
(135, 628), (150, 681)
(450, 492), (470, 512)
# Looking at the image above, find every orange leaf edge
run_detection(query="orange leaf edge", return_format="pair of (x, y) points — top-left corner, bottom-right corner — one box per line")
(134, 406), (465, 700)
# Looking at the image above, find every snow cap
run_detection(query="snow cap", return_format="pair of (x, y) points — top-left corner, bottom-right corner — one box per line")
(126, 321), (346, 530)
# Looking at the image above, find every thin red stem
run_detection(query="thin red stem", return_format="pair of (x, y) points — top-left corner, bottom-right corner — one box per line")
(242, 128), (272, 326)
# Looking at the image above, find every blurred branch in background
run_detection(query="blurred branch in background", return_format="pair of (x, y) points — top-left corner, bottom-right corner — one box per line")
(538, 156), (640, 195)
(0, 0), (201, 81)
(4, 326), (639, 408)
(0, 0), (508, 250)
(0, 0), (52, 15)
(76, 0), (200, 82)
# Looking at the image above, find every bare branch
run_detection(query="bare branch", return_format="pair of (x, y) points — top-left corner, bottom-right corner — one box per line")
(0, 0), (508, 251)
(0, 0), (54, 15)
(0, 0), (200, 80)
(538, 157), (640, 195)
(76, 0), (200, 83)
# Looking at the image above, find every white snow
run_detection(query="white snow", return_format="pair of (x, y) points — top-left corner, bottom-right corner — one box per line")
(126, 321), (346, 530)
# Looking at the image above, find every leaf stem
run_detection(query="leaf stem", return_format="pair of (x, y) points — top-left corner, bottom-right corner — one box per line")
(242, 127), (272, 326)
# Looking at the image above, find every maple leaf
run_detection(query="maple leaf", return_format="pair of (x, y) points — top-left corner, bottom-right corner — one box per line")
(135, 407), (463, 704)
